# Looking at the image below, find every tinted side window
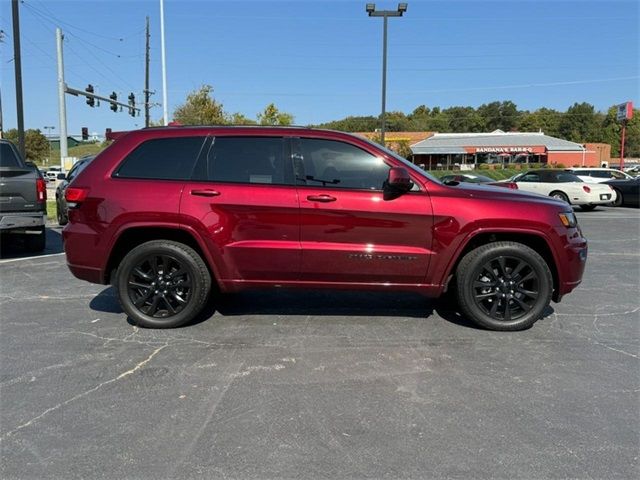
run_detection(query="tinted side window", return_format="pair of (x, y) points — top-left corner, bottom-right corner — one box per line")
(591, 171), (610, 178)
(67, 159), (90, 181)
(610, 171), (626, 179)
(519, 173), (540, 182)
(206, 137), (288, 185)
(0, 142), (21, 167)
(555, 173), (581, 183)
(297, 138), (389, 190)
(115, 137), (205, 180)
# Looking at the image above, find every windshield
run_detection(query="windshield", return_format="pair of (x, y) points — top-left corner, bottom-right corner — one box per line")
(358, 136), (442, 184)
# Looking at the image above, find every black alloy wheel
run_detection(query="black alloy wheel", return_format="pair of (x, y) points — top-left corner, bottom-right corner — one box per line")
(127, 253), (192, 318)
(456, 241), (553, 331)
(471, 256), (539, 323)
(117, 240), (211, 328)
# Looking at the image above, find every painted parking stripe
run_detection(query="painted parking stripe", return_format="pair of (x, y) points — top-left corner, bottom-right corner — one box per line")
(0, 252), (66, 265)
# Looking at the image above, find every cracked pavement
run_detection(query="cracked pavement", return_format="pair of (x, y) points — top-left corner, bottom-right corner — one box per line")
(1, 207), (638, 479)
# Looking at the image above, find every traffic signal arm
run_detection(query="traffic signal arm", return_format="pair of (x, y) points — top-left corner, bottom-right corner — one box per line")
(66, 85), (141, 115)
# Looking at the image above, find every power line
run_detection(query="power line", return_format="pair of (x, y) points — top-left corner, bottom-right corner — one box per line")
(28, 0), (145, 41)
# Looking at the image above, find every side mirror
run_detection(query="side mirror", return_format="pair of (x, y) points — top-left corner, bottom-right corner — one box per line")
(383, 167), (413, 200)
(57, 173), (66, 180)
(386, 167), (412, 192)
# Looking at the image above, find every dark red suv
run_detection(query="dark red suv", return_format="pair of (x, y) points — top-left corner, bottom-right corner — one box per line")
(63, 126), (587, 330)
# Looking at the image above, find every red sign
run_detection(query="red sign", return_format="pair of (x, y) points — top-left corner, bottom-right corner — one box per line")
(616, 101), (633, 122)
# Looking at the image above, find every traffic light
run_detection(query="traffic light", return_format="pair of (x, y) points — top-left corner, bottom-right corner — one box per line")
(81, 127), (88, 141)
(128, 92), (136, 117)
(85, 84), (95, 107)
(109, 92), (118, 112)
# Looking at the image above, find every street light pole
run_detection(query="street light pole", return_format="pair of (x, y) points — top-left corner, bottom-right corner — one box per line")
(366, 3), (407, 146)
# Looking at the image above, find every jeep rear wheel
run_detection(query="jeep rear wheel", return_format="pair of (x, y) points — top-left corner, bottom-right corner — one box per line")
(455, 241), (553, 331)
(116, 240), (211, 328)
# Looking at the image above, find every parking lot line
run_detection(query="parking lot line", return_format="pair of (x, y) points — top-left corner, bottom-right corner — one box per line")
(0, 252), (65, 265)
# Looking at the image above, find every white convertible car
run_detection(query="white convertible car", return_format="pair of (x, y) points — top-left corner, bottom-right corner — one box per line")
(511, 169), (616, 211)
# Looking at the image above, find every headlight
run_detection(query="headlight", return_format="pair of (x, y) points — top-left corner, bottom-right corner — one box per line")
(558, 211), (577, 228)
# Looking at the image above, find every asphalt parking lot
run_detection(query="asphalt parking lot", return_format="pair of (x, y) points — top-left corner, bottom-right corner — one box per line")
(1, 207), (638, 479)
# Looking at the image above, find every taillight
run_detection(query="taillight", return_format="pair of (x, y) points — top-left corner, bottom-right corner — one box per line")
(36, 178), (47, 202)
(582, 185), (591, 193)
(507, 182), (518, 190)
(65, 187), (89, 206)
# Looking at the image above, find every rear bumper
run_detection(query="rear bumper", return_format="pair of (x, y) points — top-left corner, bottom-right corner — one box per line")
(0, 212), (46, 231)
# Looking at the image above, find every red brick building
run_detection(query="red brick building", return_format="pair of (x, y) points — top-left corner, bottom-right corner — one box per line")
(410, 130), (607, 169)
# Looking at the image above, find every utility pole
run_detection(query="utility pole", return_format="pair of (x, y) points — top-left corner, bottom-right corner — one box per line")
(144, 16), (151, 127)
(160, 0), (169, 125)
(56, 27), (68, 172)
(11, 0), (25, 158)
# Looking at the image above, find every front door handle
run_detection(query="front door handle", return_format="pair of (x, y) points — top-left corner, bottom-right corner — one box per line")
(190, 189), (220, 197)
(307, 194), (336, 203)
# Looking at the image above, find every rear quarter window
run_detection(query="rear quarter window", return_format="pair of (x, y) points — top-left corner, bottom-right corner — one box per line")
(0, 142), (21, 167)
(114, 137), (206, 180)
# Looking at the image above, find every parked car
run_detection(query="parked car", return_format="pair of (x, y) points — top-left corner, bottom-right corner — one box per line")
(0, 139), (47, 251)
(604, 177), (640, 207)
(623, 165), (640, 174)
(55, 155), (95, 225)
(511, 169), (615, 211)
(566, 167), (633, 183)
(63, 127), (588, 331)
(440, 173), (518, 189)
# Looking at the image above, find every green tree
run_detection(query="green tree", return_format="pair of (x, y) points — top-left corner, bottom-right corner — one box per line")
(315, 115), (379, 132)
(517, 108), (561, 135)
(173, 85), (227, 125)
(4, 129), (49, 163)
(257, 103), (294, 126)
(443, 106), (485, 132)
(228, 112), (257, 125)
(601, 106), (640, 157)
(477, 101), (520, 131)
(557, 102), (602, 143)
(394, 139), (413, 159)
(383, 111), (412, 131)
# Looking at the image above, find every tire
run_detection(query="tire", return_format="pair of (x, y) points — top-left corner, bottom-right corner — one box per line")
(56, 200), (68, 226)
(24, 228), (46, 252)
(580, 204), (597, 211)
(116, 240), (212, 328)
(455, 241), (553, 331)
(549, 191), (569, 204)
(612, 189), (623, 207)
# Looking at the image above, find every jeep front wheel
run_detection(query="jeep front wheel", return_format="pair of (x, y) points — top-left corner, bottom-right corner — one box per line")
(455, 241), (553, 331)
(116, 240), (211, 328)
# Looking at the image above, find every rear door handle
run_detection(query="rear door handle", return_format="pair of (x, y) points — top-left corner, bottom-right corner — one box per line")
(190, 189), (220, 197)
(307, 194), (336, 203)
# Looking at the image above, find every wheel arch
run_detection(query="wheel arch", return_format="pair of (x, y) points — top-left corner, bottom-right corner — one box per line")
(104, 225), (220, 287)
(444, 231), (560, 301)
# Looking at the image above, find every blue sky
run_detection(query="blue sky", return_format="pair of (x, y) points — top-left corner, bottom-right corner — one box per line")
(1, 0), (638, 136)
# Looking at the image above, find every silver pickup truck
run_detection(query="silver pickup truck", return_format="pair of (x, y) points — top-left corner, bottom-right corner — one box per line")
(0, 139), (47, 252)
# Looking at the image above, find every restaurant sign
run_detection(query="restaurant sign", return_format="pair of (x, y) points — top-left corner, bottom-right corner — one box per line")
(473, 146), (536, 153)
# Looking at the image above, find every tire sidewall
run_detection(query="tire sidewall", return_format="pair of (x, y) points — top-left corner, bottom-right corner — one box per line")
(457, 244), (553, 331)
(550, 191), (569, 203)
(613, 189), (623, 207)
(117, 242), (208, 328)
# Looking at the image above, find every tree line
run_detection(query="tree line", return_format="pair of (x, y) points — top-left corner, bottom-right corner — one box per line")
(6, 89), (637, 163)
(315, 101), (639, 158)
